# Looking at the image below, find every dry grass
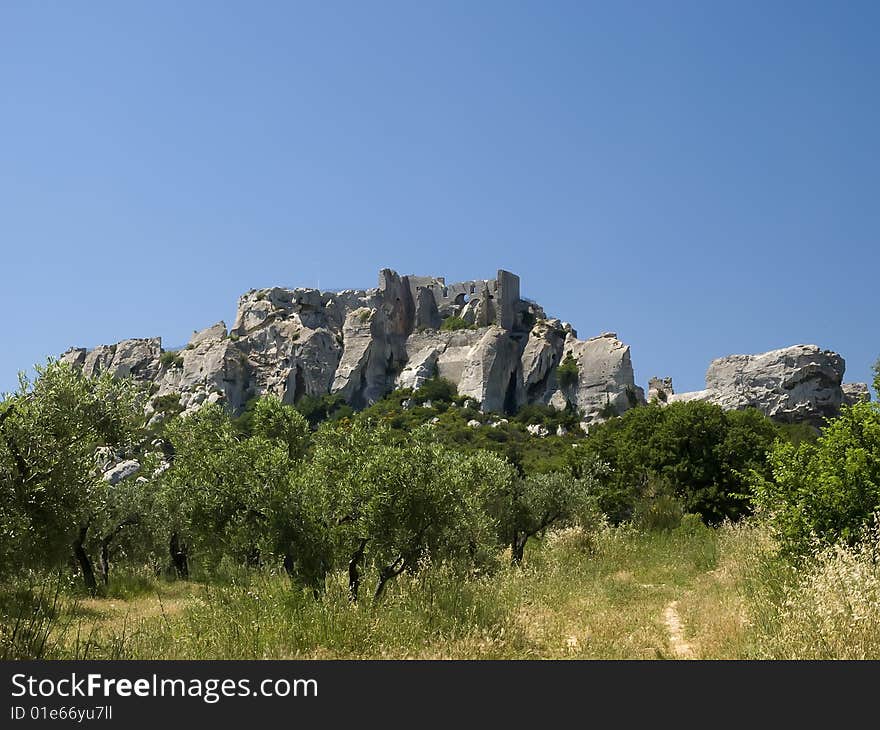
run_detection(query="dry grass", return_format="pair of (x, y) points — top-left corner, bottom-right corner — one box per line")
(9, 519), (880, 660)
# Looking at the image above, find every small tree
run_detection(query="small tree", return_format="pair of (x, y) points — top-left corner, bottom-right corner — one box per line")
(753, 401), (880, 556)
(440, 316), (473, 332)
(161, 404), (305, 574)
(0, 362), (144, 592)
(306, 422), (512, 601)
(491, 471), (597, 564)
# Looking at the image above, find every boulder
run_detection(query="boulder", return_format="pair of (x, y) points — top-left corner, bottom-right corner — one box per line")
(102, 459), (141, 485)
(396, 345), (442, 391)
(188, 322), (227, 346)
(669, 345), (846, 425)
(520, 320), (566, 403)
(82, 338), (163, 381)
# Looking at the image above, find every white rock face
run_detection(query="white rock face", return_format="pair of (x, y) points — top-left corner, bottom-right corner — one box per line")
(520, 320), (566, 403)
(395, 345), (442, 391)
(57, 269), (645, 420)
(60, 268), (856, 427)
(669, 345), (849, 424)
(562, 332), (644, 420)
(81, 338), (163, 381)
(456, 326), (522, 413)
(102, 459), (141, 485)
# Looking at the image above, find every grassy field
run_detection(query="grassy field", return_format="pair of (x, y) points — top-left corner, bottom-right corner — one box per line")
(4, 519), (879, 660)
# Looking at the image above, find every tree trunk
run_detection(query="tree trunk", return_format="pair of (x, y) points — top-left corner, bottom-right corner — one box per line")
(282, 552), (294, 577)
(348, 538), (368, 603)
(373, 556), (406, 602)
(169, 532), (189, 579)
(73, 525), (97, 595)
(99, 539), (111, 585)
(511, 533), (527, 565)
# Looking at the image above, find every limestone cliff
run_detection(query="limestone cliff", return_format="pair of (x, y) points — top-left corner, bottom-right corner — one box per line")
(60, 268), (868, 427)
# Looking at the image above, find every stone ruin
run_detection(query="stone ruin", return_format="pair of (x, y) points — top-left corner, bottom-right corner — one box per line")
(60, 267), (869, 430)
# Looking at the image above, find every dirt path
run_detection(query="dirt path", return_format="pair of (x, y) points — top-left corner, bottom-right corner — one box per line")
(663, 600), (694, 659)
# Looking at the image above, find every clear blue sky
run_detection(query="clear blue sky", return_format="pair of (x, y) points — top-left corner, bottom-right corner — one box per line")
(2, 1), (878, 396)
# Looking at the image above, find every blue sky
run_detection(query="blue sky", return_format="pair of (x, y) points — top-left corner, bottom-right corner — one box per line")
(2, 1), (878, 396)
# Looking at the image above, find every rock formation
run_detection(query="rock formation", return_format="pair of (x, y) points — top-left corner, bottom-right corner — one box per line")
(60, 269), (644, 425)
(59, 268), (868, 428)
(668, 344), (870, 426)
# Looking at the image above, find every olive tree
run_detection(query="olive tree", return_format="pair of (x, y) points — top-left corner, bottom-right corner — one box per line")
(491, 471), (598, 565)
(0, 362), (144, 591)
(161, 401), (323, 586)
(306, 422), (514, 601)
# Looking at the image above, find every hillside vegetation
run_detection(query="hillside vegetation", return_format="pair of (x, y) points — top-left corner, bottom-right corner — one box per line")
(1, 359), (879, 659)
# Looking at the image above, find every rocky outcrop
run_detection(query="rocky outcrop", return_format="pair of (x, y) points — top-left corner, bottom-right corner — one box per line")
(647, 377), (674, 403)
(456, 326), (523, 413)
(669, 345), (852, 425)
(557, 333), (645, 421)
(61, 268), (860, 428)
(842, 382), (871, 406)
(520, 320), (566, 403)
(61, 269), (646, 425)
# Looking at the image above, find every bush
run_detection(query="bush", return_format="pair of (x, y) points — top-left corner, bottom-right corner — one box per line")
(413, 377), (457, 404)
(159, 351), (183, 368)
(753, 401), (880, 555)
(556, 353), (579, 388)
(295, 393), (354, 429)
(575, 401), (780, 524)
(440, 316), (474, 332)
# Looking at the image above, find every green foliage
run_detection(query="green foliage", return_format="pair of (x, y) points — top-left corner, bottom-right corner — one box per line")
(0, 362), (145, 588)
(440, 316), (474, 332)
(556, 353), (579, 388)
(775, 421), (820, 447)
(162, 403), (322, 578)
(576, 401), (780, 524)
(251, 396), (311, 460)
(413, 377), (457, 404)
(159, 350), (183, 368)
(490, 470), (599, 563)
(303, 422), (513, 599)
(874, 357), (880, 395)
(295, 393), (354, 429)
(753, 401), (880, 555)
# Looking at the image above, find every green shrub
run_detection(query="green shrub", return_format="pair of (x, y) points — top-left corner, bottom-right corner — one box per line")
(159, 351), (183, 368)
(556, 353), (579, 388)
(574, 401), (780, 525)
(440, 316), (474, 332)
(295, 393), (354, 429)
(753, 401), (880, 556)
(152, 393), (183, 415)
(414, 377), (457, 404)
